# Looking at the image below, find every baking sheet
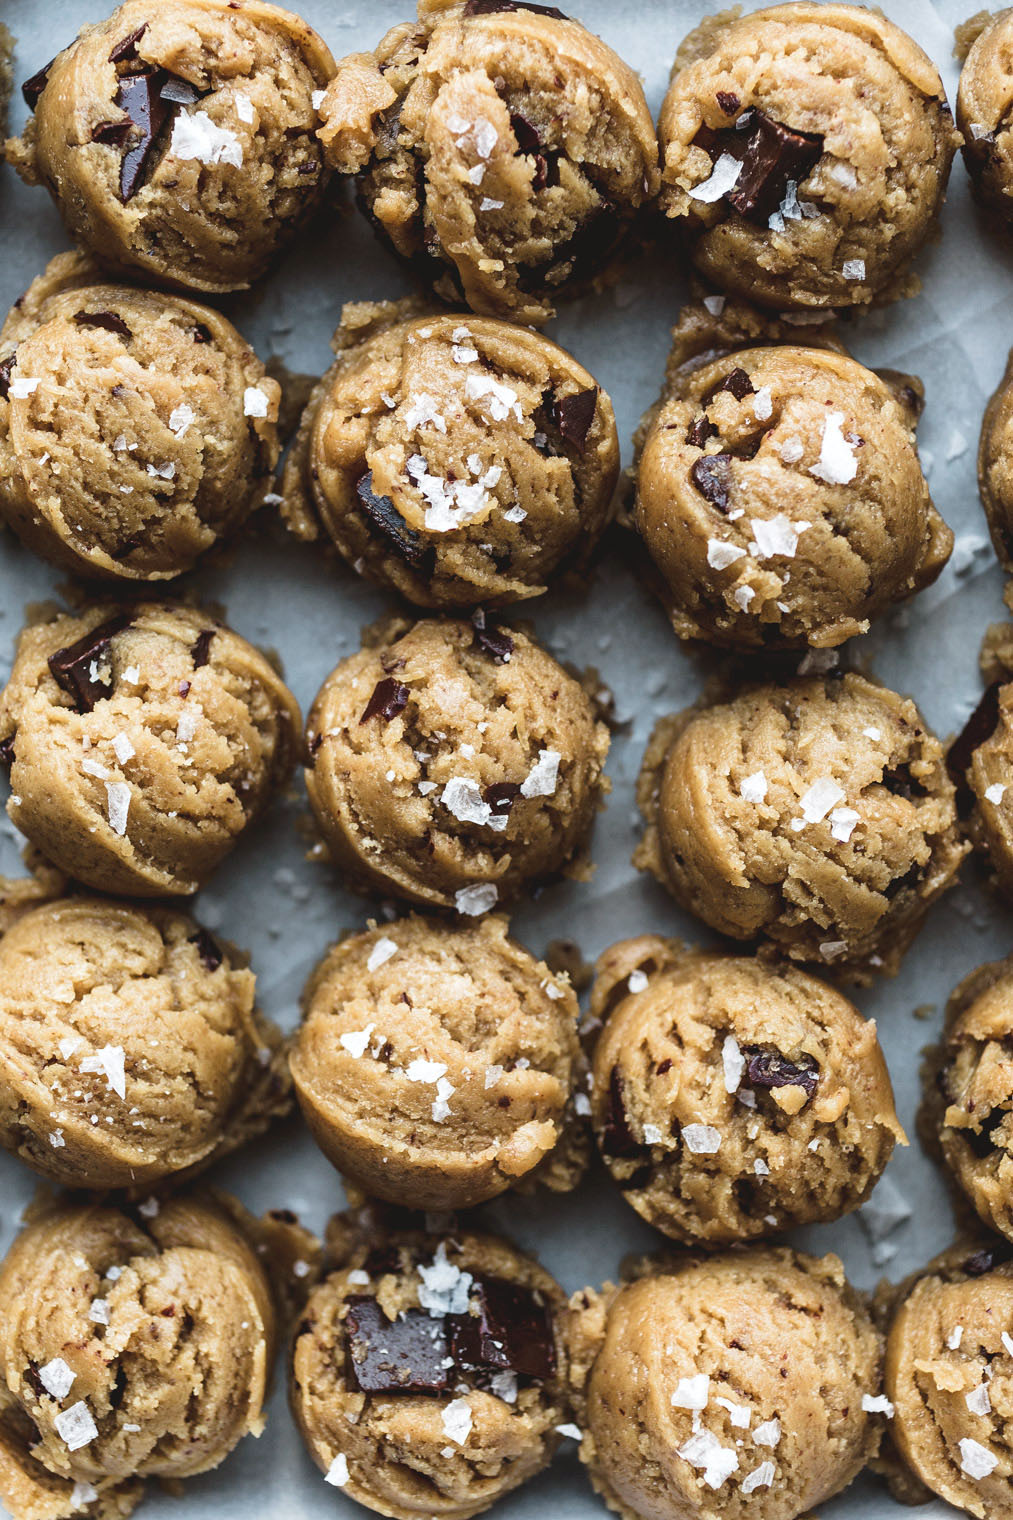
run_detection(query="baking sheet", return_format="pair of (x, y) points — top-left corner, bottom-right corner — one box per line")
(0, 0), (1005, 1513)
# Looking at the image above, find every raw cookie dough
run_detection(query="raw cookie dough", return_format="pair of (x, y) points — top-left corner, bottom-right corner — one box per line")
(316, 0), (660, 326)
(0, 1192), (281, 1520)
(977, 346), (1013, 571)
(886, 1240), (1013, 1519)
(0, 895), (290, 1191)
(635, 673), (966, 980)
(957, 10), (1013, 227)
(0, 252), (280, 581)
(282, 301), (619, 609)
(290, 913), (586, 1210)
(947, 619), (1013, 893)
(305, 617), (610, 911)
(657, 4), (958, 310)
(634, 303), (950, 648)
(291, 1212), (570, 1520)
(588, 935), (904, 1245)
(0, 602), (300, 898)
(569, 1248), (883, 1520)
(6, 0), (334, 292)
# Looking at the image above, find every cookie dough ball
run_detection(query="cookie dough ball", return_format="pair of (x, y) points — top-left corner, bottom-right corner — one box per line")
(886, 1242), (1013, 1519)
(570, 1249), (882, 1520)
(0, 895), (290, 1190)
(957, 10), (1013, 228)
(947, 621), (1013, 892)
(283, 303), (619, 608)
(977, 348), (1013, 571)
(317, 0), (659, 326)
(306, 617), (609, 911)
(635, 328), (949, 648)
(588, 935), (903, 1244)
(635, 673), (965, 980)
(0, 602), (300, 897)
(291, 1216), (569, 1520)
(7, 0), (333, 293)
(0, 253), (280, 582)
(657, 4), (958, 311)
(291, 914), (585, 1210)
(0, 1193), (277, 1520)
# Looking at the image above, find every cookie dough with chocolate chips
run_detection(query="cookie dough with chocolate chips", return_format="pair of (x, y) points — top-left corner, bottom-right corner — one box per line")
(569, 1248), (883, 1520)
(0, 895), (290, 1191)
(886, 1241), (1013, 1519)
(0, 252), (280, 582)
(0, 603), (300, 898)
(635, 304), (950, 648)
(635, 674), (965, 980)
(291, 1212), (570, 1520)
(317, 0), (659, 326)
(978, 347), (1013, 572)
(588, 935), (904, 1245)
(305, 617), (609, 911)
(947, 619), (1013, 893)
(282, 302), (619, 608)
(0, 1192), (288, 1520)
(6, 0), (333, 292)
(657, 4), (958, 310)
(291, 914), (585, 1210)
(957, 10), (1013, 228)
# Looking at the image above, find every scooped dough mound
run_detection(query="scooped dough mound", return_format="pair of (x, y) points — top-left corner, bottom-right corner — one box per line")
(634, 673), (965, 981)
(657, 3), (958, 310)
(0, 894), (290, 1190)
(886, 1241), (1013, 1520)
(290, 1212), (570, 1520)
(305, 617), (610, 910)
(0, 252), (280, 581)
(0, 602), (301, 898)
(635, 318), (949, 648)
(6, 0), (334, 292)
(978, 347), (1013, 572)
(317, 0), (659, 325)
(291, 913), (585, 1209)
(569, 1248), (882, 1520)
(588, 935), (904, 1244)
(0, 1193), (277, 1520)
(947, 619), (1013, 892)
(283, 301), (619, 608)
(957, 10), (1013, 228)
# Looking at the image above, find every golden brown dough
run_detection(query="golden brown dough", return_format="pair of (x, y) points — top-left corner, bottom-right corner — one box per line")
(978, 346), (1013, 571)
(947, 618), (1013, 893)
(957, 9), (1013, 227)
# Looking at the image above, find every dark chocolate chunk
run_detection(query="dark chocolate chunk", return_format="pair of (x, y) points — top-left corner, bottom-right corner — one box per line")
(963, 1241), (1013, 1277)
(188, 929), (223, 972)
(695, 108), (824, 223)
(549, 387), (598, 451)
(464, 0), (568, 15)
(961, 1105), (1007, 1160)
(360, 678), (410, 724)
(116, 71), (174, 202)
(450, 1277), (556, 1381)
(601, 1064), (643, 1158)
(47, 613), (132, 713)
(510, 111), (542, 154)
(0, 354), (16, 402)
(92, 119), (135, 147)
(109, 24), (149, 63)
(22, 57), (56, 110)
(0, 736), (14, 768)
(345, 1296), (451, 1394)
(192, 323), (213, 344)
(880, 764), (929, 801)
(484, 780), (521, 816)
(356, 470), (428, 569)
(23, 1363), (46, 1400)
(190, 630), (215, 669)
(711, 367), (754, 402)
(73, 311), (132, 340)
(686, 416), (716, 448)
(744, 1048), (820, 1099)
(716, 90), (740, 115)
(948, 680), (1003, 796)
(471, 612), (514, 664)
(690, 453), (733, 512)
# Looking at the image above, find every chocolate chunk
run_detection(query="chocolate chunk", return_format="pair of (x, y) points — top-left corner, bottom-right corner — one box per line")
(744, 1048), (820, 1099)
(716, 90), (740, 115)
(696, 108), (824, 223)
(948, 680), (1003, 798)
(109, 24), (149, 63)
(880, 764), (929, 801)
(73, 311), (132, 340)
(190, 630), (215, 669)
(510, 111), (542, 154)
(0, 736), (14, 768)
(549, 387), (598, 451)
(47, 613), (132, 713)
(963, 1242), (1013, 1277)
(355, 470), (428, 569)
(450, 1278), (556, 1381)
(0, 354), (15, 402)
(345, 1296), (451, 1394)
(464, 0), (568, 15)
(92, 119), (135, 147)
(690, 453), (733, 512)
(711, 367), (754, 402)
(191, 323), (213, 344)
(601, 1065), (643, 1158)
(360, 678), (410, 724)
(188, 929), (223, 972)
(484, 780), (521, 816)
(116, 71), (174, 202)
(22, 57), (56, 110)
(686, 416), (716, 448)
(962, 1105), (1007, 1160)
(23, 1363), (46, 1400)
(471, 612), (514, 664)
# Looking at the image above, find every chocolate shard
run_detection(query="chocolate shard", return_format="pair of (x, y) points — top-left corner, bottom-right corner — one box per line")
(116, 71), (174, 202)
(92, 119), (135, 147)
(0, 353), (16, 402)
(484, 780), (521, 816)
(345, 1296), (451, 1394)
(948, 680), (1003, 794)
(450, 1277), (556, 1381)
(471, 612), (514, 664)
(716, 90), (740, 115)
(963, 1241), (1013, 1277)
(601, 1064), (643, 1158)
(356, 470), (429, 569)
(192, 323), (213, 344)
(109, 24), (149, 63)
(47, 613), (132, 713)
(549, 387), (598, 451)
(464, 0), (568, 15)
(189, 929), (223, 972)
(191, 630), (215, 669)
(697, 108), (824, 223)
(690, 453), (733, 512)
(360, 677), (410, 725)
(711, 367), (754, 402)
(0, 736), (14, 768)
(74, 311), (132, 340)
(744, 1047), (820, 1099)
(687, 416), (717, 448)
(22, 57), (57, 110)
(510, 111), (542, 155)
